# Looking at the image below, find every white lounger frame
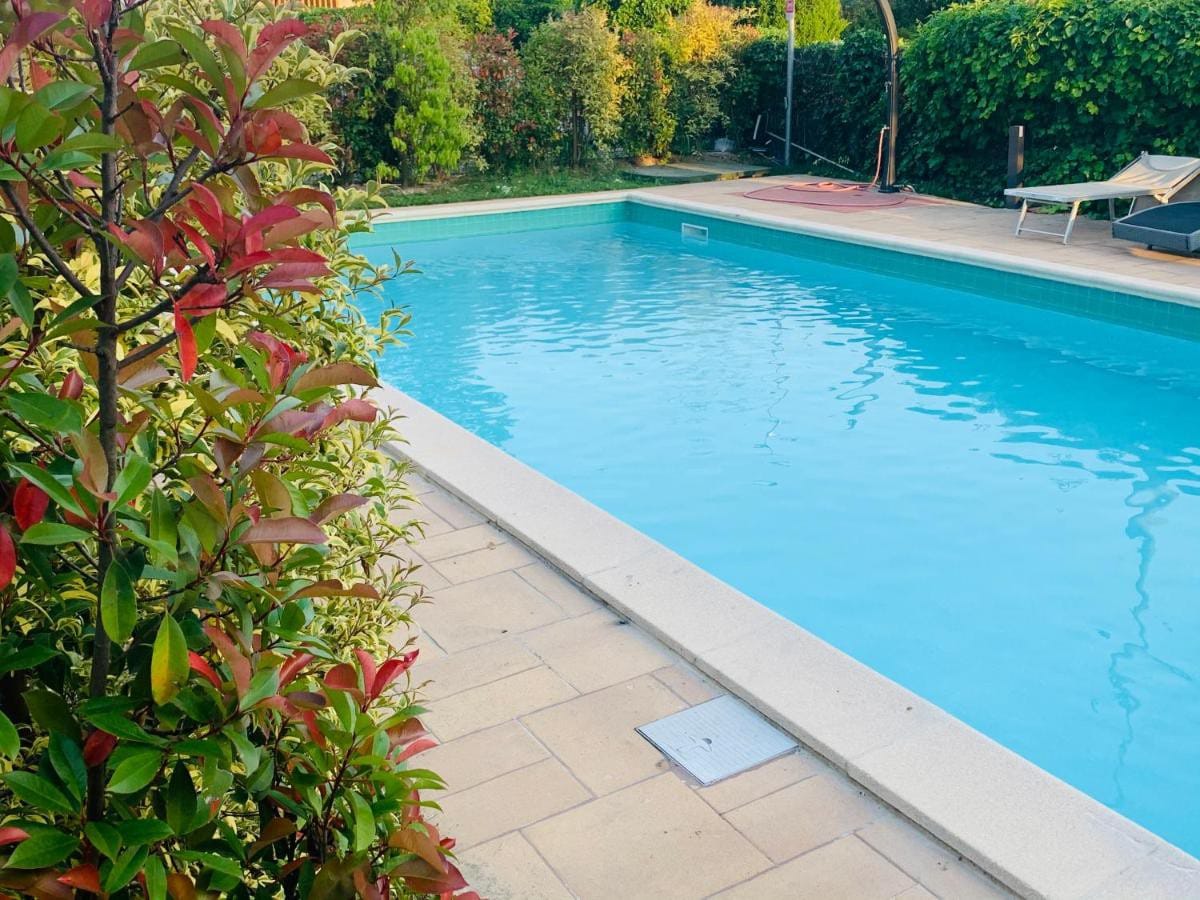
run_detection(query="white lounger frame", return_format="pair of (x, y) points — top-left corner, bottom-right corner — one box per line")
(1013, 196), (1132, 244)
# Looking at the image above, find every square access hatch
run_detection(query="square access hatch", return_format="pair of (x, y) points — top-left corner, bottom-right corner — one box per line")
(637, 694), (798, 785)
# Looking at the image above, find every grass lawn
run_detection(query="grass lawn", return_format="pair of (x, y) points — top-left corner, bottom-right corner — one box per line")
(378, 166), (700, 207)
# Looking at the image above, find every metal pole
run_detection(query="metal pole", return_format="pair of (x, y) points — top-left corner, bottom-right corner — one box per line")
(1006, 124), (1025, 208)
(876, 0), (900, 191)
(784, 0), (795, 167)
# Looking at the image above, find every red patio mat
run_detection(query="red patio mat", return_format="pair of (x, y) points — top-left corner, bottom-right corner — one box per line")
(742, 180), (940, 212)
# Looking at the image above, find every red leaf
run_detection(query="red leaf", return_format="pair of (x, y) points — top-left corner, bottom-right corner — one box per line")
(279, 651), (314, 687)
(310, 493), (368, 524)
(201, 19), (248, 60)
(322, 663), (359, 693)
(321, 399), (377, 431)
(58, 370), (85, 400)
(175, 308), (197, 382)
(302, 709), (327, 749)
(82, 729), (118, 766)
(0, 12), (66, 82)
(274, 188), (336, 224)
(57, 864), (101, 894)
(203, 624), (252, 697)
(0, 525), (15, 590)
(188, 650), (223, 690)
(390, 858), (468, 895)
(0, 827), (29, 847)
(240, 205), (298, 239)
(79, 0), (111, 31)
(262, 143), (333, 166)
(247, 20), (309, 82)
(13, 479), (50, 530)
(177, 283), (226, 317)
(396, 736), (438, 762)
(354, 649), (377, 700)
(238, 516), (327, 545)
(372, 651), (418, 700)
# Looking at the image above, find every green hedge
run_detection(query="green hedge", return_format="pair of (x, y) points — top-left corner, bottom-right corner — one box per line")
(902, 0), (1200, 202)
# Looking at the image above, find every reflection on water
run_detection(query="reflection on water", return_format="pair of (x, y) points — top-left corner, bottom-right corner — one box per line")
(355, 220), (1200, 855)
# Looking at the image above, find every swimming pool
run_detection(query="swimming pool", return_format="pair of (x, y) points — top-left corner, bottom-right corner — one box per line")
(353, 201), (1200, 856)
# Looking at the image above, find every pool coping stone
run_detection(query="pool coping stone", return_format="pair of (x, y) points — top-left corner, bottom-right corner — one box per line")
(370, 191), (1200, 899)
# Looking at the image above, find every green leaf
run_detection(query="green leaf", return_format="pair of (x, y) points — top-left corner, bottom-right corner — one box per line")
(23, 687), (80, 740)
(5, 392), (82, 433)
(101, 562), (136, 644)
(14, 103), (64, 151)
(0, 643), (57, 676)
(85, 821), (122, 860)
(131, 39), (184, 70)
(173, 850), (243, 879)
(143, 854), (167, 900)
(238, 668), (279, 712)
(165, 762), (197, 835)
(0, 710), (18, 757)
(349, 791), (374, 852)
(0, 253), (16, 296)
(169, 27), (224, 90)
(38, 148), (98, 172)
(107, 748), (163, 794)
(48, 734), (87, 802)
(115, 819), (174, 846)
(34, 82), (95, 111)
(252, 78), (322, 109)
(8, 462), (84, 515)
(103, 845), (149, 893)
(114, 454), (153, 509)
(150, 615), (189, 706)
(2, 771), (76, 815)
(54, 132), (122, 154)
(82, 711), (166, 747)
(21, 522), (93, 546)
(3, 828), (79, 869)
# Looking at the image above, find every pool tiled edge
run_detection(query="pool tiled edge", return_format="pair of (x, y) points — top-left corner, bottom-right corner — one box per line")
(377, 384), (1200, 900)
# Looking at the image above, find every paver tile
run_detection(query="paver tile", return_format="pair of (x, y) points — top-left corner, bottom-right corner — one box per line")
(457, 833), (573, 900)
(696, 751), (819, 814)
(418, 522), (510, 561)
(724, 773), (880, 863)
(436, 758), (589, 849)
(515, 563), (601, 616)
(432, 542), (538, 584)
(652, 662), (722, 706)
(857, 813), (1014, 899)
(712, 836), (915, 900)
(421, 489), (488, 529)
(526, 773), (771, 899)
(420, 721), (548, 794)
(418, 571), (564, 652)
(522, 675), (686, 795)
(425, 666), (577, 741)
(416, 637), (541, 701)
(521, 609), (675, 692)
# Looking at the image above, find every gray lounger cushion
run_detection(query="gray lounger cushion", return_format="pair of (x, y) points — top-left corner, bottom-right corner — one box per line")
(1112, 201), (1200, 252)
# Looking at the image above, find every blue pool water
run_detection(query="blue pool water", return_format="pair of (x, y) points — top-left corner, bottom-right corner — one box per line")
(355, 207), (1200, 854)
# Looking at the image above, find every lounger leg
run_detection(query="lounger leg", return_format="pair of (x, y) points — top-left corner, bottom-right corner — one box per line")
(1063, 201), (1081, 244)
(1015, 199), (1029, 236)
(1108, 198), (1116, 220)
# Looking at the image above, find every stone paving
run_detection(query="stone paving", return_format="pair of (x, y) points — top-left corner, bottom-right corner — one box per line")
(635, 176), (1200, 297)
(391, 471), (1013, 900)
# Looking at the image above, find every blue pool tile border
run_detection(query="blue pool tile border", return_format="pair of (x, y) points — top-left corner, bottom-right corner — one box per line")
(350, 201), (626, 248)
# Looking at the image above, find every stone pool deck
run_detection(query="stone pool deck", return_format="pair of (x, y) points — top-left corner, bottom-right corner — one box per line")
(393, 473), (1011, 900)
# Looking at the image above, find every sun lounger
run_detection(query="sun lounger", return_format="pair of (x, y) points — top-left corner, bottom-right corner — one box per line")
(1004, 153), (1200, 244)
(1112, 201), (1200, 253)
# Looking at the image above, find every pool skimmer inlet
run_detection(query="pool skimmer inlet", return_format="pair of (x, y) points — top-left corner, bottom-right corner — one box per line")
(637, 695), (798, 785)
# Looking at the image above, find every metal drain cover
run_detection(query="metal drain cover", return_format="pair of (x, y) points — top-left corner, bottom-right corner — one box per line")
(637, 695), (799, 785)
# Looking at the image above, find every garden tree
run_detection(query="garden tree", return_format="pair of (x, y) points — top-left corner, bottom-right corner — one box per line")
(745, 0), (846, 37)
(619, 30), (676, 160)
(522, 8), (628, 167)
(383, 24), (475, 184)
(491, 0), (572, 43)
(468, 29), (537, 170)
(605, 0), (690, 31)
(666, 0), (755, 152)
(0, 0), (476, 896)
(306, 0), (477, 184)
